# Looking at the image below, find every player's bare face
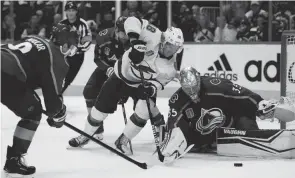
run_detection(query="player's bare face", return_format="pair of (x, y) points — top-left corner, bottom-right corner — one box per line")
(116, 31), (128, 44)
(66, 9), (77, 21)
(161, 42), (180, 58)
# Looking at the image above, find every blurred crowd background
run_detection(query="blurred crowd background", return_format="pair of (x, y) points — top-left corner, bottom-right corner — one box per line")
(2, 0), (295, 43)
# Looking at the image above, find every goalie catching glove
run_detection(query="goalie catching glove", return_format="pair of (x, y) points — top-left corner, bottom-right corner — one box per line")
(256, 97), (295, 122)
(47, 104), (67, 128)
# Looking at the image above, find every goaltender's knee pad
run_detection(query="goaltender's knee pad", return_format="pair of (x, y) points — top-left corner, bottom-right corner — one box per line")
(134, 99), (160, 120)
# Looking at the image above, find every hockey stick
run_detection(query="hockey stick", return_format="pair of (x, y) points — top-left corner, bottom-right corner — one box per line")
(138, 69), (165, 162)
(41, 109), (147, 169)
(63, 122), (147, 169)
(121, 103), (134, 154)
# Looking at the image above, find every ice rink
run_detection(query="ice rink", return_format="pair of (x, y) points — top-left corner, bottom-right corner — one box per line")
(1, 97), (295, 178)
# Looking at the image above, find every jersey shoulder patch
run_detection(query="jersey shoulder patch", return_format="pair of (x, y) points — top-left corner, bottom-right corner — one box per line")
(169, 88), (189, 107)
(96, 28), (114, 46)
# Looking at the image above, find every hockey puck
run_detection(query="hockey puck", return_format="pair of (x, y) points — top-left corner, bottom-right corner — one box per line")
(234, 163), (243, 167)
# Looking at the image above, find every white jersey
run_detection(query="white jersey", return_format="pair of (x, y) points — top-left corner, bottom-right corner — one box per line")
(114, 17), (177, 90)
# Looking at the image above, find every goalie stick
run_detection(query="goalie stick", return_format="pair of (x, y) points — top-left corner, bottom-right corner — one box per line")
(41, 109), (147, 169)
(138, 68), (165, 162)
(121, 103), (134, 154)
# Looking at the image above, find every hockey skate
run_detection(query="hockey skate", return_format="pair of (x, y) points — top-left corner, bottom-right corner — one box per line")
(115, 134), (133, 155)
(68, 123), (104, 148)
(3, 146), (35, 177)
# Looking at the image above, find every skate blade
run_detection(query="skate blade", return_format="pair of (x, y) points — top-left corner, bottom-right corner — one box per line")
(111, 144), (133, 156)
(2, 171), (34, 178)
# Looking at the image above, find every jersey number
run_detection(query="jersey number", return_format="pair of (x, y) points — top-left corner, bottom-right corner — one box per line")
(146, 24), (156, 33)
(8, 42), (33, 54)
(168, 108), (178, 117)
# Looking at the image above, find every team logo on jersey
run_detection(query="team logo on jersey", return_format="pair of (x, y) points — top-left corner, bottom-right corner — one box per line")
(104, 47), (110, 55)
(169, 94), (179, 103)
(205, 53), (238, 81)
(195, 108), (226, 135)
(185, 108), (194, 119)
(288, 62), (295, 83)
(210, 78), (221, 85)
(99, 29), (108, 36)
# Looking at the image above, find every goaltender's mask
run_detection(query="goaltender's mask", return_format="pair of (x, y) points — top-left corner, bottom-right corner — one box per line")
(180, 67), (201, 103)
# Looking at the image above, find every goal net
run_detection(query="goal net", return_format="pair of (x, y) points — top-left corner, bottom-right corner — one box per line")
(281, 31), (295, 129)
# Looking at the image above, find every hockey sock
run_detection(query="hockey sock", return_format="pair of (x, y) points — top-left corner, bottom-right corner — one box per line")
(123, 113), (147, 140)
(83, 115), (102, 135)
(12, 119), (39, 154)
(85, 99), (95, 114)
(84, 109), (108, 135)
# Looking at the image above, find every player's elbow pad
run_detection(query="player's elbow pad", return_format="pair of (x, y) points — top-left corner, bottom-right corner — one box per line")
(128, 40), (147, 64)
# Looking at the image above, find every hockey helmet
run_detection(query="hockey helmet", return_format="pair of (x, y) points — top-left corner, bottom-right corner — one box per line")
(161, 27), (184, 57)
(179, 67), (201, 103)
(115, 16), (128, 43)
(115, 16), (128, 32)
(65, 1), (78, 11)
(51, 23), (79, 56)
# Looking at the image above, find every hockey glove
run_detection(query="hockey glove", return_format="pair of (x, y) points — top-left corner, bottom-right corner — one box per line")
(137, 82), (157, 99)
(118, 95), (129, 104)
(106, 67), (114, 78)
(47, 104), (67, 128)
(256, 100), (278, 120)
(128, 40), (147, 65)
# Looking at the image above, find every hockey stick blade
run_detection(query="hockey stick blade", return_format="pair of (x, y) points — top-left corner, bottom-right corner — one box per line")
(64, 122), (147, 169)
(138, 69), (165, 162)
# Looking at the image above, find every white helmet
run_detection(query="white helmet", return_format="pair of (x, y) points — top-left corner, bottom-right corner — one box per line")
(163, 27), (184, 47)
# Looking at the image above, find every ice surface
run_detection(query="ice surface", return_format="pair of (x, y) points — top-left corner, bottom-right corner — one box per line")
(1, 97), (294, 178)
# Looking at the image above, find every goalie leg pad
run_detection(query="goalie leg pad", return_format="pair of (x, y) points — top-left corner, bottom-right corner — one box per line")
(217, 128), (295, 158)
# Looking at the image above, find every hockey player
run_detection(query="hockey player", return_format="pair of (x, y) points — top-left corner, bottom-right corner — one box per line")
(68, 16), (130, 147)
(160, 67), (295, 163)
(1, 23), (79, 176)
(68, 16), (184, 155)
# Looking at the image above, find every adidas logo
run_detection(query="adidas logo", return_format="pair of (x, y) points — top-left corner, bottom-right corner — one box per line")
(204, 54), (238, 81)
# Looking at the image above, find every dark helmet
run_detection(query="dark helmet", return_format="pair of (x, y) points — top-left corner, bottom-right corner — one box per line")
(65, 1), (78, 11)
(115, 16), (128, 32)
(51, 23), (79, 46)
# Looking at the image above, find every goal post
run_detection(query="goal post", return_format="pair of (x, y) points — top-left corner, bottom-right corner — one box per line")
(280, 30), (295, 129)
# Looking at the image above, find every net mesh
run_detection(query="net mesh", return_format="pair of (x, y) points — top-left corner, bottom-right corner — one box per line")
(285, 34), (295, 129)
(286, 35), (295, 103)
